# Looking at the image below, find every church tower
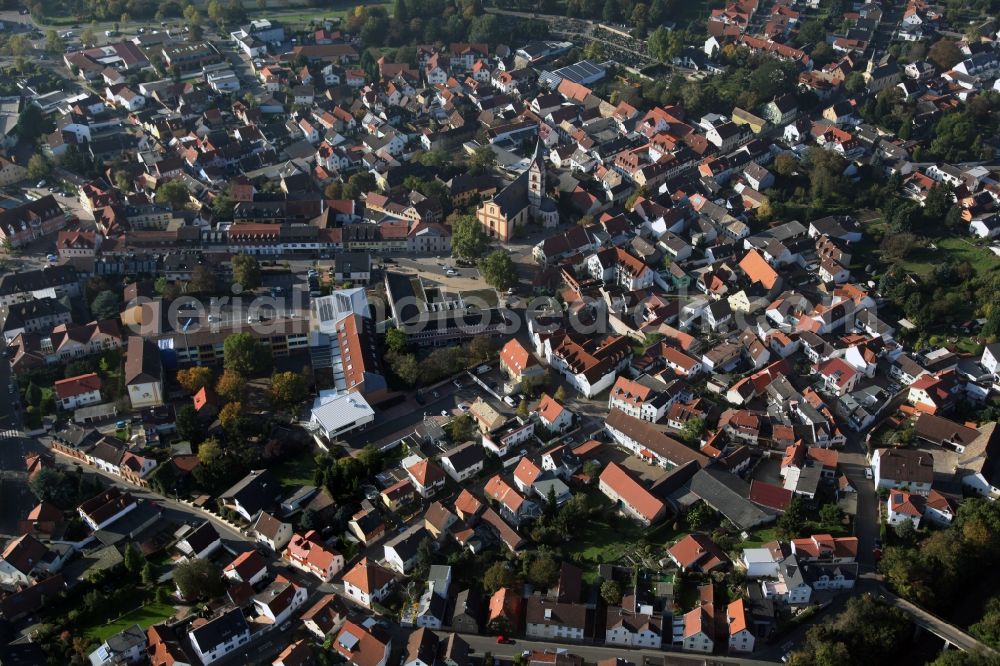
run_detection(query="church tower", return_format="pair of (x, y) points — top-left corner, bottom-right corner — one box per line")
(527, 137), (545, 210)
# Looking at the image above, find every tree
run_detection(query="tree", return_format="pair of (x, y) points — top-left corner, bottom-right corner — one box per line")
(526, 554), (560, 588)
(270, 371), (309, 409)
(154, 180), (191, 209)
(388, 352), (419, 385)
(219, 402), (245, 431)
(469, 145), (495, 174)
(141, 561), (154, 585)
(26, 154), (50, 181)
(601, 580), (622, 605)
(451, 215), (488, 260)
(448, 414), (475, 442)
(686, 501), (715, 529)
(44, 29), (64, 54)
(679, 417), (705, 445)
(844, 71), (867, 94)
(173, 558), (224, 600)
(15, 105), (52, 143)
(175, 404), (203, 444)
(819, 502), (842, 526)
(81, 25), (97, 46)
(553, 385), (567, 402)
(778, 495), (806, 538)
(124, 542), (143, 575)
(385, 327), (408, 354)
(223, 333), (267, 375)
(197, 438), (225, 467)
(773, 153), (797, 177)
(90, 290), (122, 320)
(928, 39), (962, 71)
(177, 367), (213, 393)
(479, 250), (518, 291)
(231, 255), (261, 291)
(187, 265), (218, 294)
(483, 561), (514, 593)
(215, 369), (247, 401)
(28, 467), (75, 507)
(516, 399), (529, 417)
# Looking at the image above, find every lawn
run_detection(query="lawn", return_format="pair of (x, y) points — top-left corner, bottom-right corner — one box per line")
(83, 602), (177, 643)
(737, 527), (780, 549)
(272, 450), (317, 489)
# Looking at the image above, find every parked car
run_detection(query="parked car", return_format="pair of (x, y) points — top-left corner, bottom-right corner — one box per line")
(445, 269), (458, 277)
(503, 396), (516, 407)
(864, 468), (873, 479)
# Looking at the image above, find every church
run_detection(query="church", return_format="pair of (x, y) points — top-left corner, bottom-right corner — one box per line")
(476, 138), (558, 241)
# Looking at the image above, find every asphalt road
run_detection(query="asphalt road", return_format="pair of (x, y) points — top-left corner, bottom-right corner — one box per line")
(443, 630), (782, 665)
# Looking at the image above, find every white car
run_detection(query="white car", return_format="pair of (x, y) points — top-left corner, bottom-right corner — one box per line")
(865, 468), (873, 479)
(457, 402), (471, 412)
(440, 410), (450, 417)
(445, 269), (458, 277)
(503, 396), (516, 407)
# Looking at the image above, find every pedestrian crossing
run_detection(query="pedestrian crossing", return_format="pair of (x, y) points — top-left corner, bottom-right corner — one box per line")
(0, 429), (22, 441)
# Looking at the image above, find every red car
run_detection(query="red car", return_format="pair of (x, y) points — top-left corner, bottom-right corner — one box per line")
(496, 636), (514, 644)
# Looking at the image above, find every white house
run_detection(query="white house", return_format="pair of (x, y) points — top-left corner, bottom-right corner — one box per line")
(605, 607), (664, 648)
(223, 550), (269, 587)
(189, 609), (251, 665)
(342, 558), (395, 608)
(439, 442), (484, 483)
(252, 577), (308, 627)
(740, 546), (782, 578)
(251, 512), (293, 552)
(54, 373), (102, 410)
(727, 599), (755, 653)
(310, 391), (375, 441)
(537, 393), (573, 432)
(384, 526), (430, 574)
(88, 625), (146, 666)
(871, 448), (933, 495)
(176, 522), (222, 560)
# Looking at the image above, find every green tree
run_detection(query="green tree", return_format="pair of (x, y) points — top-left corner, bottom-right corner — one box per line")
(270, 371), (309, 409)
(175, 404), (203, 444)
(516, 399), (528, 417)
(231, 254), (261, 291)
(526, 554), (560, 588)
(188, 265), (218, 294)
(777, 495), (806, 538)
(451, 215), (488, 260)
(384, 327), (408, 354)
(388, 352), (419, 386)
(679, 416), (705, 445)
(154, 180), (191, 209)
(15, 105), (53, 143)
(28, 467), (74, 507)
(173, 558), (224, 600)
(601, 579), (622, 605)
(223, 333), (267, 375)
(90, 290), (122, 320)
(844, 71), (867, 94)
(44, 29), (64, 54)
(819, 502), (842, 526)
(26, 154), (50, 181)
(123, 542), (143, 576)
(448, 413), (475, 442)
(928, 38), (962, 71)
(479, 250), (518, 291)
(141, 561), (154, 585)
(483, 561), (513, 593)
(197, 438), (224, 467)
(468, 145), (495, 174)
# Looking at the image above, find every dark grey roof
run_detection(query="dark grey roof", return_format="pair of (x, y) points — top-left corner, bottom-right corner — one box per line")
(334, 251), (371, 275)
(3, 297), (69, 331)
(689, 466), (773, 530)
(182, 521), (220, 553)
(386, 525), (428, 561)
(0, 265), (78, 297)
(220, 469), (283, 516)
(442, 441), (484, 473)
(190, 608), (249, 651)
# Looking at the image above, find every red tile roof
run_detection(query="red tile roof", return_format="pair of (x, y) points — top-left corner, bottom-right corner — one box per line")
(54, 372), (101, 400)
(748, 480), (793, 512)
